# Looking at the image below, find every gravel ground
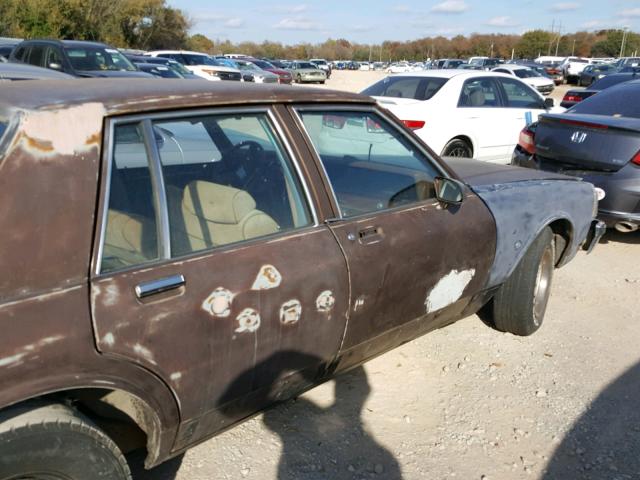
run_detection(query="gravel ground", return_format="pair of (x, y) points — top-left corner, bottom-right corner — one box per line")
(131, 71), (639, 480)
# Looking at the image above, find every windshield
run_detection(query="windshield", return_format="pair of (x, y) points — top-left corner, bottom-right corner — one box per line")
(296, 62), (316, 69)
(236, 61), (261, 71)
(65, 47), (137, 72)
(311, 59), (327, 65)
(252, 60), (274, 69)
(514, 69), (541, 78)
(166, 60), (191, 75)
(182, 54), (219, 66)
(361, 76), (448, 101)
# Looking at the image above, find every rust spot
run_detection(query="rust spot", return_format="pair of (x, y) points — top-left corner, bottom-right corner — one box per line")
(24, 134), (54, 152)
(280, 299), (302, 325)
(251, 265), (282, 290)
(85, 132), (101, 145)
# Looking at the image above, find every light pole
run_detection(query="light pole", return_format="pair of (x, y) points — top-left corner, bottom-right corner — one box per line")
(619, 27), (629, 58)
(572, 39), (576, 56)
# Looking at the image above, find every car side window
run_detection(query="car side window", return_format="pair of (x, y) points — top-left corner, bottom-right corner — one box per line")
(298, 110), (439, 218)
(458, 78), (500, 107)
(13, 46), (27, 61)
(101, 124), (159, 273)
(498, 78), (544, 109)
(27, 45), (46, 67)
(153, 112), (312, 257)
(45, 47), (63, 69)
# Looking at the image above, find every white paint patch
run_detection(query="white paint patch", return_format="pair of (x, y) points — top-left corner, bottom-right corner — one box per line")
(39, 335), (63, 345)
(353, 295), (366, 312)
(0, 335), (64, 368)
(103, 333), (115, 347)
(280, 299), (302, 325)
(103, 284), (120, 307)
(19, 102), (106, 156)
(0, 352), (27, 368)
(202, 287), (234, 317)
(425, 269), (475, 313)
(251, 265), (282, 290)
(170, 372), (183, 382)
(235, 308), (261, 333)
(316, 290), (335, 313)
(133, 343), (156, 364)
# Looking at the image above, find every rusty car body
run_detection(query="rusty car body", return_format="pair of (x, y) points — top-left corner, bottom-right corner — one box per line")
(0, 80), (604, 478)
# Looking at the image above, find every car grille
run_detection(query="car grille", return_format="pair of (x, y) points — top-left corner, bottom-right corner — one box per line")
(262, 76), (278, 84)
(219, 71), (242, 81)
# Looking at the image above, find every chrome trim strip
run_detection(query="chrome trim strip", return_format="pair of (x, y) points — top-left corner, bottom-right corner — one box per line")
(267, 109), (319, 226)
(142, 119), (171, 260)
(94, 119), (115, 275)
(135, 274), (185, 298)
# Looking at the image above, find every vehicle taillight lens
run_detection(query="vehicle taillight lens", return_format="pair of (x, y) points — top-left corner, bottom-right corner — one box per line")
(562, 94), (583, 103)
(632, 150), (640, 166)
(518, 126), (536, 155)
(402, 120), (425, 130)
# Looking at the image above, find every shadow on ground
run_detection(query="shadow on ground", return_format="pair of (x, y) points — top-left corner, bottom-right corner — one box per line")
(543, 361), (640, 479)
(128, 451), (183, 480)
(599, 229), (640, 245)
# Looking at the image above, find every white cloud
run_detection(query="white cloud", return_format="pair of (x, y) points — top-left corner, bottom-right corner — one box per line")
(550, 2), (580, 11)
(392, 5), (411, 12)
(261, 4), (310, 14)
(581, 20), (602, 28)
(193, 12), (227, 23)
(274, 17), (321, 30)
(485, 16), (520, 27)
(224, 18), (245, 28)
(619, 8), (640, 17)
(430, 1), (469, 14)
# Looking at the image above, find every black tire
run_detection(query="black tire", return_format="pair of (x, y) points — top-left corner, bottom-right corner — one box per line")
(489, 226), (555, 336)
(441, 138), (472, 158)
(0, 402), (131, 480)
(320, 80), (325, 84)
(295, 75), (301, 84)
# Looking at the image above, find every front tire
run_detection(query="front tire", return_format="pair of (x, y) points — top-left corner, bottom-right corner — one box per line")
(0, 402), (131, 480)
(441, 138), (472, 158)
(488, 227), (555, 336)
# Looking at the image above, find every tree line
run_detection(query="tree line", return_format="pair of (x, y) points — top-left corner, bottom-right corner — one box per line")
(1, 0), (638, 60)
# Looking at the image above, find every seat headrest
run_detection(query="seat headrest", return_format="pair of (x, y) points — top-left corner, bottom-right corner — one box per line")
(469, 88), (485, 107)
(183, 181), (257, 225)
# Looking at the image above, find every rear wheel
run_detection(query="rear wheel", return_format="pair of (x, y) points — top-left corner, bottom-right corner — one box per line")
(0, 402), (131, 480)
(441, 138), (472, 158)
(488, 227), (555, 336)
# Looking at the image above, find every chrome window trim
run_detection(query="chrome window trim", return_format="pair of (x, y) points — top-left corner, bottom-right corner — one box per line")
(291, 105), (449, 219)
(142, 118), (171, 260)
(96, 106), (317, 276)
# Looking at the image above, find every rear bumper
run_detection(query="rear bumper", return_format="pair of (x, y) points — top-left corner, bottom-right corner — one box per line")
(582, 220), (607, 253)
(536, 84), (554, 95)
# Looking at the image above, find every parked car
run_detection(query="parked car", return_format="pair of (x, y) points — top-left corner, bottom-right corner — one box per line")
(513, 80), (640, 233)
(233, 59), (279, 83)
(0, 61), (74, 81)
(10, 40), (153, 78)
(146, 50), (241, 81)
(578, 64), (617, 86)
(386, 62), (412, 73)
(613, 57), (640, 69)
(457, 64), (484, 70)
(125, 54), (200, 79)
(248, 58), (292, 84)
(289, 61), (326, 83)
(310, 58), (331, 78)
(436, 59), (465, 69)
(469, 57), (503, 70)
(492, 65), (555, 95)
(0, 78), (602, 478)
(560, 72), (640, 108)
(539, 62), (564, 84)
(362, 70), (561, 163)
(134, 62), (182, 79)
(559, 56), (590, 84)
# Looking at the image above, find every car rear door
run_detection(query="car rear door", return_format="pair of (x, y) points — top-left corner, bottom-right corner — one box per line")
(292, 106), (496, 370)
(90, 106), (349, 449)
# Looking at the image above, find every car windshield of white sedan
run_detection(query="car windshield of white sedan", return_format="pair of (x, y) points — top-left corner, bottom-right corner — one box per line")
(514, 69), (541, 79)
(296, 62), (317, 69)
(361, 76), (448, 101)
(65, 47), (137, 71)
(299, 111), (439, 217)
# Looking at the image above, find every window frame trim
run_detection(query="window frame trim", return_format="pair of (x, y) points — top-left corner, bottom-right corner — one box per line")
(291, 104), (450, 221)
(95, 106), (318, 276)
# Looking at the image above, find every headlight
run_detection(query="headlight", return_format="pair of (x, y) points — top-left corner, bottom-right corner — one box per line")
(202, 69), (220, 77)
(593, 188), (605, 216)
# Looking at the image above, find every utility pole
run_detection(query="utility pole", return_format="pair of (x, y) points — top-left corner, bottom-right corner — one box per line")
(619, 27), (629, 58)
(554, 21), (562, 57)
(490, 42), (494, 57)
(571, 39), (576, 56)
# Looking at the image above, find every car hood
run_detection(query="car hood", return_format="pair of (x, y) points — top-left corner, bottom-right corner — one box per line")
(76, 70), (154, 78)
(296, 68), (324, 74)
(444, 157), (577, 187)
(525, 77), (554, 86)
(267, 68), (291, 76)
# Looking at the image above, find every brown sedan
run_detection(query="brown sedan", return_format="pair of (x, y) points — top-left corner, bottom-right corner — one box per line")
(0, 80), (601, 478)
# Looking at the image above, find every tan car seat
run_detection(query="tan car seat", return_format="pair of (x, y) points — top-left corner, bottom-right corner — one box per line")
(182, 180), (279, 251)
(469, 88), (486, 107)
(103, 210), (157, 270)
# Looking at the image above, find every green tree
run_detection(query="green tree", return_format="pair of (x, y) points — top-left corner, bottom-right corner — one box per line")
(516, 30), (554, 58)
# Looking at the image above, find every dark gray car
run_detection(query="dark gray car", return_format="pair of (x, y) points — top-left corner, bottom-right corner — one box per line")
(0, 62), (74, 81)
(512, 80), (640, 233)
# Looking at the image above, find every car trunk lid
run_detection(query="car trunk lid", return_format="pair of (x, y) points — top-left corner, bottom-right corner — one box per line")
(535, 113), (640, 172)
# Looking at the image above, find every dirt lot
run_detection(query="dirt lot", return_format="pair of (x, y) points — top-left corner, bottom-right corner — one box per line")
(133, 71), (640, 480)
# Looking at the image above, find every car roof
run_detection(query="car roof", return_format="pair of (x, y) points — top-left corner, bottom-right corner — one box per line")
(147, 50), (209, 56)
(17, 39), (109, 48)
(0, 79), (372, 116)
(494, 64), (528, 70)
(391, 70), (503, 79)
(0, 62), (74, 80)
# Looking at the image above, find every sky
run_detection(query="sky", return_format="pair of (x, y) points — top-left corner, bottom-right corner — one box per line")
(168, 0), (640, 44)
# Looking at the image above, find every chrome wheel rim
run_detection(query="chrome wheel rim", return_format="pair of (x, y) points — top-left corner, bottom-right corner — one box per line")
(532, 245), (554, 325)
(445, 145), (471, 157)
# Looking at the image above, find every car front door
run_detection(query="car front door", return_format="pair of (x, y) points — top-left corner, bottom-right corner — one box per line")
(455, 76), (513, 162)
(293, 107), (496, 370)
(90, 107), (349, 449)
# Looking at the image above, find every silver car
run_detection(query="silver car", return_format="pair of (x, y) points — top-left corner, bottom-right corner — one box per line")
(290, 61), (327, 84)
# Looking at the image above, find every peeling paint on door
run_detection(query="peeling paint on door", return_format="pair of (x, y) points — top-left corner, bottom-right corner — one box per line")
(425, 269), (475, 313)
(235, 308), (261, 333)
(202, 287), (234, 317)
(251, 265), (282, 290)
(316, 290), (335, 313)
(280, 299), (302, 325)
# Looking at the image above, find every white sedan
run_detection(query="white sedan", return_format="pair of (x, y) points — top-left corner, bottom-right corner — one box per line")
(491, 65), (555, 96)
(361, 70), (564, 164)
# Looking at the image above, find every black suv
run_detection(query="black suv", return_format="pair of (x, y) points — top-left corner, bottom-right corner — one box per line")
(10, 39), (152, 78)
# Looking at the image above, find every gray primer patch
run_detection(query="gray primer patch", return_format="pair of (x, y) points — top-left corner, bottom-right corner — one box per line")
(425, 269), (475, 313)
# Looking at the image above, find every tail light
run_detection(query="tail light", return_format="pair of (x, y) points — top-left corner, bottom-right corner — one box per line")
(632, 150), (640, 166)
(562, 93), (583, 103)
(518, 126), (536, 155)
(401, 120), (425, 130)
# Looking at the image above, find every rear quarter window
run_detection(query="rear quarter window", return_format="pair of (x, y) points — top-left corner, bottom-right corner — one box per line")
(361, 76), (447, 100)
(569, 84), (640, 119)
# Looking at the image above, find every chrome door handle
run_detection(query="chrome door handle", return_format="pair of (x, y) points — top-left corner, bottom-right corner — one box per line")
(135, 274), (185, 299)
